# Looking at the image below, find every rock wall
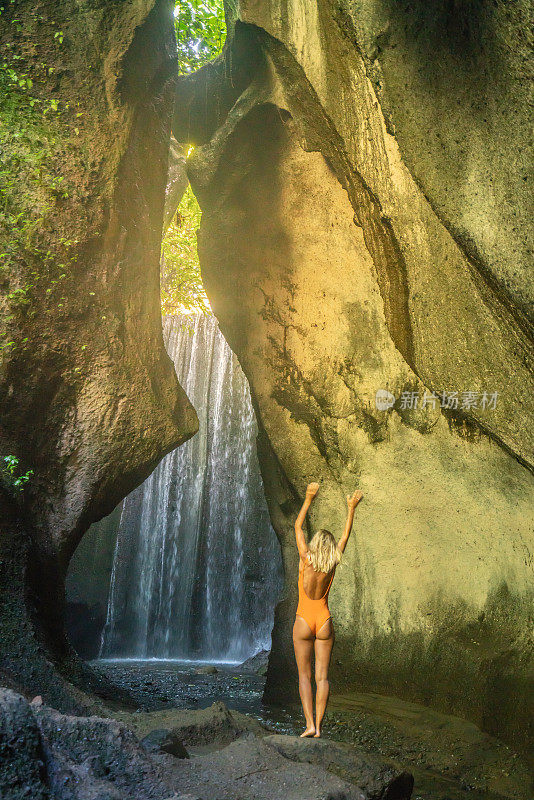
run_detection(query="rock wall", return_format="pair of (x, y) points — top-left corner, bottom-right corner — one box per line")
(0, 0), (197, 707)
(0, 0), (531, 763)
(177, 2), (534, 756)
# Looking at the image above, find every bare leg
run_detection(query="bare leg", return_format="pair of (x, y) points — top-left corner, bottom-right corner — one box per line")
(293, 616), (315, 736)
(314, 617), (334, 737)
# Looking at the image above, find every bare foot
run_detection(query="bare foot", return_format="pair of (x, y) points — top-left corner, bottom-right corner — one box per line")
(300, 726), (316, 737)
(313, 729), (321, 738)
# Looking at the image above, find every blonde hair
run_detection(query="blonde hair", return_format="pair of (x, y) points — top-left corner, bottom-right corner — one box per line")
(307, 529), (342, 573)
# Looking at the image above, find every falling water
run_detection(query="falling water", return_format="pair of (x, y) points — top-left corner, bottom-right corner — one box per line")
(99, 314), (283, 663)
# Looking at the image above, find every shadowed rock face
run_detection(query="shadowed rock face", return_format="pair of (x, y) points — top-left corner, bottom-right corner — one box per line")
(1, 691), (417, 800)
(0, 0), (197, 707)
(175, 4), (534, 758)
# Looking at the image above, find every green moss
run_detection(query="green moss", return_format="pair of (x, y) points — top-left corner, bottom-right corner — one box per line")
(0, 55), (80, 352)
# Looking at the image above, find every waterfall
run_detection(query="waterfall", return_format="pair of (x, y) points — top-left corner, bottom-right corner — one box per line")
(100, 314), (283, 663)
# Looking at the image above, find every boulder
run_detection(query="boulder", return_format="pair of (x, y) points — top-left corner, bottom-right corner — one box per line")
(239, 649), (270, 674)
(1, 689), (409, 800)
(264, 734), (414, 800)
(0, 688), (48, 800)
(1, 688), (182, 800)
(116, 700), (267, 747)
(32, 702), (172, 798)
(169, 733), (367, 800)
(164, 700), (264, 747)
(140, 728), (190, 759)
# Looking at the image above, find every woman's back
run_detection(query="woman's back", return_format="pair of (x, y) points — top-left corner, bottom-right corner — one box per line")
(300, 554), (336, 600)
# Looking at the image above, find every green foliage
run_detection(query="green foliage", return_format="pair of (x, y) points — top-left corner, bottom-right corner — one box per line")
(1, 455), (33, 494)
(174, 0), (226, 74)
(161, 186), (210, 315)
(164, 4), (226, 314)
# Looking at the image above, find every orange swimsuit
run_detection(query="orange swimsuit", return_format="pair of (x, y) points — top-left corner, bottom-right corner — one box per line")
(296, 553), (336, 635)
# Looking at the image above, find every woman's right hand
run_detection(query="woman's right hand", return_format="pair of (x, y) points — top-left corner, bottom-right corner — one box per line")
(306, 481), (320, 498)
(347, 490), (363, 510)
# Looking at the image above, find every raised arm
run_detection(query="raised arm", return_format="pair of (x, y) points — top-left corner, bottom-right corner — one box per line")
(294, 482), (319, 559)
(337, 490), (363, 553)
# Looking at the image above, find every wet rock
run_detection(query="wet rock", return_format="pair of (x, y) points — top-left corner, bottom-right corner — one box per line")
(163, 796), (202, 800)
(0, 688), (48, 800)
(163, 700), (265, 747)
(239, 648), (270, 675)
(195, 665), (218, 675)
(32, 701), (175, 800)
(1, 689), (208, 799)
(42, 750), (125, 800)
(64, 601), (107, 661)
(0, 689), (390, 800)
(140, 728), (190, 759)
(170, 733), (366, 800)
(65, 506), (122, 659)
(264, 734), (414, 800)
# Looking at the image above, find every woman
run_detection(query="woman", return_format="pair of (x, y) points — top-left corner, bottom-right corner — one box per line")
(293, 481), (363, 737)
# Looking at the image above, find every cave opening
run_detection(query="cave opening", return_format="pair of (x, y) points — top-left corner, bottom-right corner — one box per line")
(66, 189), (283, 680)
(65, 0), (285, 689)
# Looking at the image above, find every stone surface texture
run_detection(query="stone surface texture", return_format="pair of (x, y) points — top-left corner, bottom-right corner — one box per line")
(0, 0), (531, 772)
(0, 0), (197, 706)
(0, 690), (415, 800)
(176, 0), (534, 758)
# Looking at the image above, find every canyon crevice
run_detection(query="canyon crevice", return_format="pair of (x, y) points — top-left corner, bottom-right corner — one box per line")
(177, 3), (534, 758)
